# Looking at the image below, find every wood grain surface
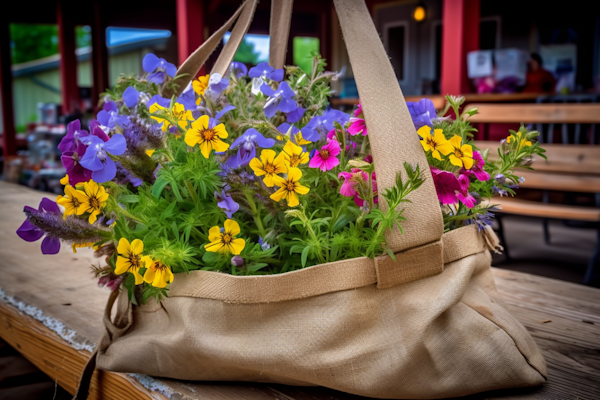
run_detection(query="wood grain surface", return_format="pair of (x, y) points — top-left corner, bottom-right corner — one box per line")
(1, 181), (599, 400)
(467, 103), (600, 124)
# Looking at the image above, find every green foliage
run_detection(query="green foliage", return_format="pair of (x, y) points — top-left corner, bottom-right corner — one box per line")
(233, 38), (262, 65)
(293, 37), (320, 74)
(10, 24), (91, 64)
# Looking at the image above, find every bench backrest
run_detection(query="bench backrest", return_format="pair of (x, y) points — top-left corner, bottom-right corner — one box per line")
(467, 104), (600, 124)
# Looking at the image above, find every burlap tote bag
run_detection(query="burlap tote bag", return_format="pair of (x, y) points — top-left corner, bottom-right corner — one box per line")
(75, 1), (547, 398)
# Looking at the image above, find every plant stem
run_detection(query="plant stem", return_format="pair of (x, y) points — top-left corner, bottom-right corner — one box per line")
(244, 190), (267, 238)
(185, 181), (198, 203)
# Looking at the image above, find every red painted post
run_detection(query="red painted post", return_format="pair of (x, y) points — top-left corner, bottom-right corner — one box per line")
(91, 0), (109, 109)
(440, 0), (480, 96)
(177, 0), (205, 75)
(0, 18), (17, 157)
(57, 0), (80, 115)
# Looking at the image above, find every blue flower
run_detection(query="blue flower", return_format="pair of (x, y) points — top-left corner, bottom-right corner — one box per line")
(215, 185), (239, 219)
(229, 61), (248, 78)
(249, 62), (283, 82)
(206, 73), (230, 97)
(147, 94), (171, 109)
(97, 101), (129, 130)
(261, 82), (298, 118)
(407, 98), (440, 130)
(80, 134), (127, 183)
(285, 105), (306, 123)
(227, 128), (275, 169)
(143, 53), (177, 84)
(302, 108), (350, 142)
(123, 86), (140, 108)
(258, 235), (271, 251)
(215, 104), (236, 121)
(177, 89), (197, 112)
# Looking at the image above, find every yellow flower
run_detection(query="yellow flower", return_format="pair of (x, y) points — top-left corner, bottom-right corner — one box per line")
(204, 219), (246, 255)
(418, 126), (452, 161)
(185, 115), (230, 158)
(146, 149), (155, 157)
(150, 102), (193, 132)
(507, 132), (532, 149)
(249, 149), (287, 187)
(276, 127), (311, 146)
(141, 257), (174, 288)
(270, 167), (310, 207)
(448, 135), (474, 169)
(192, 74), (210, 104)
(80, 180), (110, 224)
(60, 174), (69, 185)
(57, 185), (89, 219)
(281, 141), (309, 168)
(115, 238), (145, 284)
(71, 242), (98, 253)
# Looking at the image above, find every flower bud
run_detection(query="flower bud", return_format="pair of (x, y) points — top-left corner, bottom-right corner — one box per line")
(231, 255), (244, 267)
(495, 173), (506, 184)
(500, 139), (509, 153)
(520, 156), (534, 167)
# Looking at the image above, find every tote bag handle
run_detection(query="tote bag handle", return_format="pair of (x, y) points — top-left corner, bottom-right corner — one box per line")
(171, 0), (444, 253)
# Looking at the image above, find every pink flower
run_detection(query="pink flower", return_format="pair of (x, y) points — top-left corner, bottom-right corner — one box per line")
(456, 173), (476, 208)
(309, 140), (341, 171)
(348, 117), (367, 136)
(327, 129), (337, 141)
(469, 151), (490, 181)
(354, 102), (363, 118)
(364, 155), (373, 163)
(339, 168), (377, 207)
(430, 167), (460, 205)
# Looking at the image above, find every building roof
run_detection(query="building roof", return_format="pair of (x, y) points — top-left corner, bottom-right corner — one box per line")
(12, 28), (172, 78)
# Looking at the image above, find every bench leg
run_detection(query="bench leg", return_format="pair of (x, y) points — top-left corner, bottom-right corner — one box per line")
(584, 229), (600, 286)
(543, 219), (551, 244)
(495, 215), (511, 261)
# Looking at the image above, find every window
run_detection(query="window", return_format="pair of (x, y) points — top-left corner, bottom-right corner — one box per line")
(383, 22), (408, 82)
(293, 37), (320, 74)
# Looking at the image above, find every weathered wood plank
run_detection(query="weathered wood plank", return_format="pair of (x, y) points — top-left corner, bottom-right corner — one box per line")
(467, 104), (600, 124)
(493, 197), (600, 221)
(1, 181), (600, 399)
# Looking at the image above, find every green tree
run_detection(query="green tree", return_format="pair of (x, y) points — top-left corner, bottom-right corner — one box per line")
(10, 24), (91, 65)
(233, 38), (261, 65)
(293, 37), (320, 74)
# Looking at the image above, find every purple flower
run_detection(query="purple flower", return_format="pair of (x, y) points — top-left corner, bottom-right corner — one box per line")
(466, 209), (497, 232)
(114, 161), (143, 187)
(143, 53), (177, 84)
(229, 61), (248, 78)
(16, 198), (62, 254)
(231, 255), (244, 267)
(123, 86), (140, 108)
(61, 140), (93, 185)
(258, 236), (271, 251)
(302, 108), (350, 142)
(58, 120), (88, 154)
(147, 94), (171, 109)
(407, 98), (440, 130)
(261, 82), (297, 118)
(97, 101), (129, 130)
(495, 174), (506, 184)
(215, 186), (239, 218)
(177, 89), (198, 112)
(80, 135), (127, 183)
(206, 73), (230, 97)
(249, 62), (283, 82)
(215, 104), (236, 121)
(227, 128), (275, 169)
(285, 105), (306, 123)
(492, 186), (508, 197)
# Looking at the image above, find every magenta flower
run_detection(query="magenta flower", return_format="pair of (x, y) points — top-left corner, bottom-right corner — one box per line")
(347, 117), (367, 136)
(309, 140), (341, 171)
(58, 120), (88, 154)
(469, 151), (490, 181)
(430, 167), (461, 205)
(16, 198), (62, 254)
(456, 173), (476, 208)
(338, 168), (377, 207)
(354, 102), (363, 118)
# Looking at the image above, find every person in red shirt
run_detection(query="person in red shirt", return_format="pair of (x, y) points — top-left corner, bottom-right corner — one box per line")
(523, 53), (556, 93)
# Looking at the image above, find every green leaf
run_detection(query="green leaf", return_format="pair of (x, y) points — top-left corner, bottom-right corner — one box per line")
(118, 195), (140, 203)
(301, 246), (310, 268)
(151, 176), (170, 198)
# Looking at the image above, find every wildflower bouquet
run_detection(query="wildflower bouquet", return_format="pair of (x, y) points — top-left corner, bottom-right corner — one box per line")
(16, 53), (544, 305)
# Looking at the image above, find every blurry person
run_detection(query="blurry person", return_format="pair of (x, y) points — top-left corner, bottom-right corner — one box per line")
(523, 53), (556, 93)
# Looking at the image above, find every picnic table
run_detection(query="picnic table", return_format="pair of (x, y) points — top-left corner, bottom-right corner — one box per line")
(1, 181), (599, 399)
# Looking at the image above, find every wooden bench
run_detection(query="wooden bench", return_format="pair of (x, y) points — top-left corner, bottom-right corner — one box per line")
(474, 141), (600, 285)
(330, 95), (446, 110)
(467, 103), (600, 144)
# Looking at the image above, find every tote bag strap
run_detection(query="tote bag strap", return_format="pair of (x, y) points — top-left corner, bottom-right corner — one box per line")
(163, 0), (256, 97)
(269, 0), (294, 69)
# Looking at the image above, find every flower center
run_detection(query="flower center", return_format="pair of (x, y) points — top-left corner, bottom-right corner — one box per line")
(71, 197), (82, 208)
(173, 110), (184, 119)
(222, 233), (232, 244)
(89, 196), (100, 210)
(454, 147), (464, 158)
(129, 253), (141, 269)
(200, 129), (216, 141)
(286, 181), (296, 192)
(288, 154), (300, 167)
(264, 163), (276, 174)
(426, 137), (438, 148)
(153, 261), (167, 272)
(320, 150), (330, 160)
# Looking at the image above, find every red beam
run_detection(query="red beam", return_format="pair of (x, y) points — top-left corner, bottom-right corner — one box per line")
(0, 18), (17, 157)
(177, 0), (205, 75)
(441, 0), (480, 95)
(57, 0), (80, 115)
(91, 1), (109, 110)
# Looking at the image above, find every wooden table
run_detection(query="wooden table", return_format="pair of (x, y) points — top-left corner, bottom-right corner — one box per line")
(1, 181), (599, 400)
